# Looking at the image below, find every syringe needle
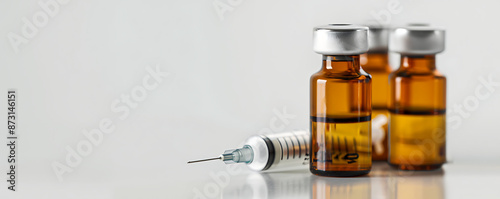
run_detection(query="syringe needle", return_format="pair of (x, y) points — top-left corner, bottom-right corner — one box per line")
(187, 157), (221, 164)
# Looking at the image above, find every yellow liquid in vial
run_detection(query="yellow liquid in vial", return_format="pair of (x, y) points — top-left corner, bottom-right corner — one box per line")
(311, 117), (371, 175)
(389, 111), (446, 170)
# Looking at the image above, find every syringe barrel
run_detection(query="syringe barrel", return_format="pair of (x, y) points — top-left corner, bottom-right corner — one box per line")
(245, 131), (310, 172)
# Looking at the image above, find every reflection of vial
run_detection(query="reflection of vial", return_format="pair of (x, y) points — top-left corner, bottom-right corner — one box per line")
(388, 26), (446, 170)
(312, 175), (371, 199)
(386, 168), (445, 199)
(361, 25), (391, 161)
(310, 24), (372, 177)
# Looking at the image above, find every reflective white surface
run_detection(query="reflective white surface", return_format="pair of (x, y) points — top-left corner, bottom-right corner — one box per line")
(188, 162), (500, 199)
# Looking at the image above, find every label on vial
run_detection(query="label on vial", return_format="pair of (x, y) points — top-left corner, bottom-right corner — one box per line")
(372, 114), (388, 155)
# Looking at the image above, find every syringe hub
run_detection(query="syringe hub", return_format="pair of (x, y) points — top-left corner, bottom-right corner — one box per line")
(221, 145), (254, 164)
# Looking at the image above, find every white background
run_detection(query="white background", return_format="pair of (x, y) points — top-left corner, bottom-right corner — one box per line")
(1, 0), (500, 198)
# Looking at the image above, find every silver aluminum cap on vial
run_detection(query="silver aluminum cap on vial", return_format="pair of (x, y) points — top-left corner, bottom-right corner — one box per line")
(389, 26), (445, 55)
(313, 24), (369, 55)
(366, 24), (389, 53)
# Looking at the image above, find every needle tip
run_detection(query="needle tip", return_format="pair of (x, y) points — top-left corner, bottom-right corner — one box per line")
(187, 157), (221, 164)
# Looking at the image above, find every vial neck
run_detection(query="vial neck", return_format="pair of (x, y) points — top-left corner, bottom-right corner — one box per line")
(322, 55), (361, 74)
(400, 55), (436, 72)
(360, 53), (390, 70)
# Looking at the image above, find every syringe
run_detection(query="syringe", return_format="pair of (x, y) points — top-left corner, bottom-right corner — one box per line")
(188, 131), (310, 172)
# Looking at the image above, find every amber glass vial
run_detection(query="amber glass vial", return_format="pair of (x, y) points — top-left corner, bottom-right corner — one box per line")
(361, 25), (391, 161)
(388, 27), (446, 170)
(310, 24), (372, 177)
